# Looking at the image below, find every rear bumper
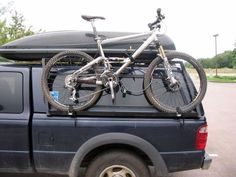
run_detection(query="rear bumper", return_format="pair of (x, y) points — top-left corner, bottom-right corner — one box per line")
(201, 153), (212, 170)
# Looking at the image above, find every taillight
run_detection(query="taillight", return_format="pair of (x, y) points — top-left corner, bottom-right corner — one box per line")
(196, 124), (208, 150)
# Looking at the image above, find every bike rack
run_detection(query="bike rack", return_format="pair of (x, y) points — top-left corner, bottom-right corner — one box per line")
(41, 57), (204, 118)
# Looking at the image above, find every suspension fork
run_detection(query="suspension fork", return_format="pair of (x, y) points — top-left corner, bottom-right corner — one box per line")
(158, 45), (177, 85)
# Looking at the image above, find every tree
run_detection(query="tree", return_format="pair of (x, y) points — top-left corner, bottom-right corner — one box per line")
(7, 11), (34, 42)
(232, 48), (236, 68)
(0, 3), (35, 45)
(0, 3), (38, 61)
(0, 5), (9, 45)
(0, 20), (7, 45)
(199, 50), (236, 69)
(0, 2), (38, 61)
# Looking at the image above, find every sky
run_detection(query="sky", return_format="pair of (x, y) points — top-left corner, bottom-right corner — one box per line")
(1, 0), (236, 58)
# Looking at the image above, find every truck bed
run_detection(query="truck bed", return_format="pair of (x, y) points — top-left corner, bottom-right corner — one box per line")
(32, 64), (204, 118)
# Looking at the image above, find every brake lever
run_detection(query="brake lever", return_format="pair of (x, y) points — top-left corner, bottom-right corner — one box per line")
(161, 14), (165, 20)
(148, 23), (154, 30)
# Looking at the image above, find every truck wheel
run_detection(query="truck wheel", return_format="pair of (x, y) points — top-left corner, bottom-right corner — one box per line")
(85, 150), (151, 177)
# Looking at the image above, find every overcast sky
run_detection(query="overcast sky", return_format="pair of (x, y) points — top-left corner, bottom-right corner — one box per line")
(1, 0), (236, 58)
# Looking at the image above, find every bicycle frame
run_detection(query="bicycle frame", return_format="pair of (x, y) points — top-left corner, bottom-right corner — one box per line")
(73, 28), (162, 79)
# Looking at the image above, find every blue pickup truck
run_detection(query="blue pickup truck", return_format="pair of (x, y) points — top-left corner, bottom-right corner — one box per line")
(0, 31), (211, 177)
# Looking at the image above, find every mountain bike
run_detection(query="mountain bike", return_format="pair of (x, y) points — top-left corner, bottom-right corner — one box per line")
(41, 9), (207, 113)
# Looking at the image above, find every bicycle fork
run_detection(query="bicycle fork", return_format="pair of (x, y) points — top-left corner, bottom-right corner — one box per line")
(158, 45), (178, 86)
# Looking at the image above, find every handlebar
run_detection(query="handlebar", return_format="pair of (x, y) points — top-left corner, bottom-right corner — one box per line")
(148, 8), (165, 30)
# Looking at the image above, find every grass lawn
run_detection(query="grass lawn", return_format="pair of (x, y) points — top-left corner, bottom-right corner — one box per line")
(205, 68), (236, 83)
(207, 75), (236, 83)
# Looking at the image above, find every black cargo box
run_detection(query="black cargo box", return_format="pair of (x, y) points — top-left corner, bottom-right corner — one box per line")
(0, 31), (175, 61)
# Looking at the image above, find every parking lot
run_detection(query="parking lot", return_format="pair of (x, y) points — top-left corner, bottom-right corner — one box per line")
(171, 82), (236, 177)
(1, 82), (236, 177)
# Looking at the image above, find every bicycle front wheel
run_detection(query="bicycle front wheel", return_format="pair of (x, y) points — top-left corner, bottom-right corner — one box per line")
(41, 50), (103, 112)
(144, 51), (207, 113)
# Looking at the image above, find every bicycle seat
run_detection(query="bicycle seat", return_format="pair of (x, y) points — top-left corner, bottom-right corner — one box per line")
(81, 15), (105, 21)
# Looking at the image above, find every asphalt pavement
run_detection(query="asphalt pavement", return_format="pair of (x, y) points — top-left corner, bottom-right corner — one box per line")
(170, 82), (236, 177)
(1, 82), (236, 177)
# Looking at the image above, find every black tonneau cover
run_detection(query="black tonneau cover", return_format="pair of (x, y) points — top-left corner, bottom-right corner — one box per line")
(0, 31), (175, 60)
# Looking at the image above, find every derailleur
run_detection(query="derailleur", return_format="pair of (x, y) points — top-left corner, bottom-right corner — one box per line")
(64, 74), (79, 103)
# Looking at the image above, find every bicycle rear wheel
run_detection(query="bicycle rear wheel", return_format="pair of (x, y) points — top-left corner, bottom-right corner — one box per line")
(144, 51), (207, 113)
(41, 51), (103, 112)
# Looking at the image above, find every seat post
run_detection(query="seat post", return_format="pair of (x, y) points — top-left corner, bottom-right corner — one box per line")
(90, 20), (99, 40)
(81, 15), (105, 40)
(90, 20), (105, 58)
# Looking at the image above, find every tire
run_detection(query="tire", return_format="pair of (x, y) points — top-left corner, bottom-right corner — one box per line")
(41, 50), (103, 112)
(144, 51), (207, 113)
(85, 150), (151, 177)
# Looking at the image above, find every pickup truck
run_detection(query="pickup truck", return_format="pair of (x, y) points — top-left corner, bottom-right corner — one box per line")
(0, 62), (212, 177)
(0, 31), (211, 177)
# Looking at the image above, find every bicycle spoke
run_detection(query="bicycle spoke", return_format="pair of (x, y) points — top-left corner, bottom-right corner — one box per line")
(42, 51), (103, 111)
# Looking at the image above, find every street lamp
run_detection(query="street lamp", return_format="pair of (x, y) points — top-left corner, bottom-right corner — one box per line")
(213, 34), (219, 76)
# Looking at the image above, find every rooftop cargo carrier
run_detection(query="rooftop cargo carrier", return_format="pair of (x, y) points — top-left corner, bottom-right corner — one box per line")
(0, 31), (175, 61)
